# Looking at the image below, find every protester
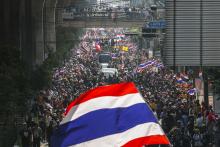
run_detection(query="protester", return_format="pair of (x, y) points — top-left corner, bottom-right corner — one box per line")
(20, 29), (218, 147)
(214, 119), (220, 147)
(20, 123), (32, 147)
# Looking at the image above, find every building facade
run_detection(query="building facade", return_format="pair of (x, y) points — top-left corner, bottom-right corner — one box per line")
(164, 0), (220, 66)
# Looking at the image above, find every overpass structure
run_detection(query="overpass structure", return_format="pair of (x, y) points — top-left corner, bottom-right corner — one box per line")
(58, 20), (147, 28)
(1, 0), (158, 69)
(57, 6), (153, 28)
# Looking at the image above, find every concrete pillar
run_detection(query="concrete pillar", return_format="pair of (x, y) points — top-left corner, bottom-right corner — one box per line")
(1, 0), (20, 45)
(32, 0), (45, 66)
(19, 0), (35, 70)
(56, 7), (63, 26)
(45, 0), (57, 58)
(2, 0), (10, 42)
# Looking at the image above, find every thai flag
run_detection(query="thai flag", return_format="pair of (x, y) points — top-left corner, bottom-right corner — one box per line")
(187, 88), (197, 95)
(136, 67), (144, 73)
(180, 73), (189, 81)
(176, 77), (184, 83)
(111, 53), (118, 59)
(156, 63), (164, 68)
(51, 82), (170, 147)
(138, 61), (155, 69)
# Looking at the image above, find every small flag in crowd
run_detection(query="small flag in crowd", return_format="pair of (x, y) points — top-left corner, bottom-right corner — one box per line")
(136, 67), (144, 73)
(156, 63), (164, 68)
(111, 53), (118, 59)
(122, 46), (129, 52)
(51, 82), (170, 147)
(176, 77), (185, 84)
(180, 73), (189, 81)
(187, 88), (197, 96)
(138, 61), (155, 69)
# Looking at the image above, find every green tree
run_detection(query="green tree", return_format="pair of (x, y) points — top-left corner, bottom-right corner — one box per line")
(0, 45), (32, 111)
(30, 27), (85, 90)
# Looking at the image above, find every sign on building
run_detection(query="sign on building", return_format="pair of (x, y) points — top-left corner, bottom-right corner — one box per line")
(145, 21), (166, 29)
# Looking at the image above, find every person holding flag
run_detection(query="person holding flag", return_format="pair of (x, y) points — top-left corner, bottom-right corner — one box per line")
(51, 82), (170, 147)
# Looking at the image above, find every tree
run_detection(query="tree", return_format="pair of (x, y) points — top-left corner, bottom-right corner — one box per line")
(0, 45), (31, 111)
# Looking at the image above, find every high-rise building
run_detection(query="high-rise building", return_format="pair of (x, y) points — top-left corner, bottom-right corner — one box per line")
(164, 0), (220, 66)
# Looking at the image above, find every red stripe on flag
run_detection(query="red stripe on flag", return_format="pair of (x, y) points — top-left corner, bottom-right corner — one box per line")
(65, 82), (138, 115)
(122, 135), (170, 147)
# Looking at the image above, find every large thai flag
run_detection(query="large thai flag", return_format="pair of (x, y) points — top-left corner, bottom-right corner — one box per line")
(51, 82), (170, 147)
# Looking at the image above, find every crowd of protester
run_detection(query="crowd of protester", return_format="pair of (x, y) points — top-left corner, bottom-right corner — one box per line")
(19, 29), (220, 147)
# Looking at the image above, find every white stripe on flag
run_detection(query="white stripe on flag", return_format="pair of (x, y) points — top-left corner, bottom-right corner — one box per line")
(61, 93), (145, 125)
(71, 122), (165, 147)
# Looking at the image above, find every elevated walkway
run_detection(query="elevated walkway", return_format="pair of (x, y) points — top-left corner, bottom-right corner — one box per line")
(57, 19), (147, 28)
(56, 11), (150, 28)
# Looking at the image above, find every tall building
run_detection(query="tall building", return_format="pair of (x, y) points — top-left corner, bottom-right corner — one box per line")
(164, 0), (220, 66)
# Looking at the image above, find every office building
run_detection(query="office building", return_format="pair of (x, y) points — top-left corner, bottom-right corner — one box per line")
(164, 0), (220, 66)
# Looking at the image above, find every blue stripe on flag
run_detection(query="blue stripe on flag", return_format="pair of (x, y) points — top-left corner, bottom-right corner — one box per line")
(138, 61), (152, 68)
(176, 78), (184, 83)
(141, 61), (152, 66)
(187, 88), (196, 95)
(51, 103), (157, 147)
